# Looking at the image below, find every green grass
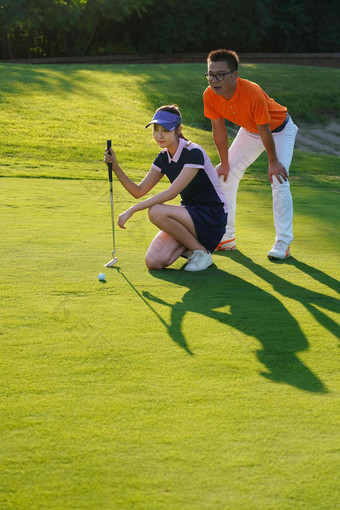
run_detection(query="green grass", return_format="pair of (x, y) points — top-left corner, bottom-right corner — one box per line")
(1, 63), (339, 182)
(1, 63), (340, 510)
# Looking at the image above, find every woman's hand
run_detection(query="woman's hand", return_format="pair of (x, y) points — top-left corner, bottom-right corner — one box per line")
(118, 207), (134, 229)
(104, 147), (117, 166)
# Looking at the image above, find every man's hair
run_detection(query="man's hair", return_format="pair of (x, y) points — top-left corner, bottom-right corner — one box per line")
(207, 49), (239, 72)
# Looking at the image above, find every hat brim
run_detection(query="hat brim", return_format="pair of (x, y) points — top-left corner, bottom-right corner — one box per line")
(145, 120), (177, 131)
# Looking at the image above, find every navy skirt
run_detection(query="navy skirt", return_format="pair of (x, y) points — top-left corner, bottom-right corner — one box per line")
(184, 204), (228, 253)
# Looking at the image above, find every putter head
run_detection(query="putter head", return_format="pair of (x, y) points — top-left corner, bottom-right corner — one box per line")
(104, 257), (118, 267)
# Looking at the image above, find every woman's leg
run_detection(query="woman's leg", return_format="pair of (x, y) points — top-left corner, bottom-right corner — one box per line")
(145, 231), (187, 269)
(148, 204), (206, 251)
(145, 204), (207, 269)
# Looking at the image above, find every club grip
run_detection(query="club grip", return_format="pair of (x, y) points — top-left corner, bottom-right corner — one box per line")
(107, 139), (112, 182)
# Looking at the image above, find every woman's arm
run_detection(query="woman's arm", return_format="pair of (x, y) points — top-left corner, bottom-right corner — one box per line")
(118, 166), (199, 229)
(105, 147), (163, 198)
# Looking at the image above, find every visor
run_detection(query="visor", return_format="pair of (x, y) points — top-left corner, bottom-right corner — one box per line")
(145, 110), (182, 131)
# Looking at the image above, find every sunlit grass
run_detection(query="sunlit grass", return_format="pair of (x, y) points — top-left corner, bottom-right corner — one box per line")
(1, 63), (339, 182)
(0, 62), (339, 510)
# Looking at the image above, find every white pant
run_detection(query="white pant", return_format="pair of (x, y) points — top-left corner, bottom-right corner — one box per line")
(220, 118), (298, 245)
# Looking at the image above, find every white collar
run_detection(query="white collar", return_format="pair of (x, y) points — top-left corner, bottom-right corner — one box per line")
(166, 137), (186, 164)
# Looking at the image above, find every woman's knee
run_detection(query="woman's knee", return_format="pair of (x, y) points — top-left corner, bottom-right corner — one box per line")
(148, 204), (163, 224)
(145, 243), (172, 270)
(145, 252), (164, 270)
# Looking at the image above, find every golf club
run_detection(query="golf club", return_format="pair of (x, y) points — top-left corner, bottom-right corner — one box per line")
(104, 139), (118, 267)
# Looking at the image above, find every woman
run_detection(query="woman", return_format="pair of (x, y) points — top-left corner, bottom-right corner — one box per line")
(104, 105), (228, 272)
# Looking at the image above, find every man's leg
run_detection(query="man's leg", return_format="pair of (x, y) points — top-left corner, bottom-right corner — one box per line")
(271, 119), (298, 246)
(220, 128), (264, 242)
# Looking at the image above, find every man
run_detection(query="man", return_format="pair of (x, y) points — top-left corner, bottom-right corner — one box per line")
(203, 49), (298, 259)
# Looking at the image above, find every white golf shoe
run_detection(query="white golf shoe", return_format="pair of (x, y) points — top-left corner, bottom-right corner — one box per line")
(184, 250), (213, 272)
(215, 233), (236, 251)
(267, 240), (291, 260)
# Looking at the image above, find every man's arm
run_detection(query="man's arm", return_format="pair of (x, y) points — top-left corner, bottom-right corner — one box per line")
(257, 123), (288, 184)
(211, 118), (230, 182)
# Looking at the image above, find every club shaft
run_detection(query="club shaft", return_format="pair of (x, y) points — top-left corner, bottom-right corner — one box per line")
(110, 185), (116, 255)
(107, 139), (116, 257)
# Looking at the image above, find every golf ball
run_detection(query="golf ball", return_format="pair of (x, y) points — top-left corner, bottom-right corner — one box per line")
(98, 273), (105, 281)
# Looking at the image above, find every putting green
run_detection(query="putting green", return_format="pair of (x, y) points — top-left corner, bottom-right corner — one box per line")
(1, 175), (339, 509)
(1, 62), (339, 509)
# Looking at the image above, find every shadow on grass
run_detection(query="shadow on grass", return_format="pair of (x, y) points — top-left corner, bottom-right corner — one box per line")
(235, 251), (340, 341)
(141, 251), (339, 393)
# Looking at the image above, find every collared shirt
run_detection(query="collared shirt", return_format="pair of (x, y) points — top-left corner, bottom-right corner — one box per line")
(203, 78), (287, 133)
(151, 138), (227, 212)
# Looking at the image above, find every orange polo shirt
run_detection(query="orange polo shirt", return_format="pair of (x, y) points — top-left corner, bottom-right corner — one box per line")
(203, 78), (287, 133)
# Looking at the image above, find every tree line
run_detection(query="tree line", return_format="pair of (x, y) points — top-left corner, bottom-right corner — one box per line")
(1, 0), (339, 60)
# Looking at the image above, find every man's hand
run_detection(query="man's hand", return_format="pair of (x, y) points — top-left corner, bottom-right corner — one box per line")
(257, 123), (289, 185)
(268, 161), (289, 184)
(215, 162), (230, 182)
